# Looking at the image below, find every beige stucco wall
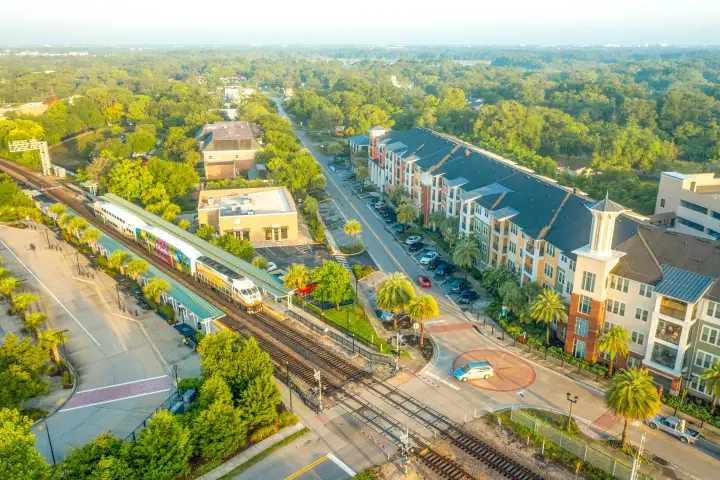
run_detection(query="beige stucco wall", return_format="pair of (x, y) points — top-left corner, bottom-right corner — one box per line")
(216, 212), (299, 243)
(203, 150), (258, 179)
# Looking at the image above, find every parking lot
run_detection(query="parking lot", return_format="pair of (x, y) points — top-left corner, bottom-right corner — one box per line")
(256, 243), (375, 273)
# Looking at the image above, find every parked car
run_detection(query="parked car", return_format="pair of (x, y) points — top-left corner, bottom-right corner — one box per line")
(449, 278), (470, 293)
(375, 309), (393, 321)
(459, 290), (479, 303)
(375, 202), (388, 210)
(416, 275), (432, 288)
(395, 224), (406, 234)
(648, 415), (700, 443)
(408, 241), (425, 252)
(405, 235), (422, 245)
(434, 263), (456, 276)
(384, 215), (397, 224)
(345, 172), (356, 180)
(454, 361), (494, 381)
(427, 257), (444, 270)
(420, 251), (439, 265)
(266, 262), (278, 272)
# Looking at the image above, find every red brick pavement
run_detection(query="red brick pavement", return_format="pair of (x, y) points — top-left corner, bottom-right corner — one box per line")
(591, 408), (622, 432)
(62, 375), (172, 411)
(425, 323), (474, 334)
(453, 349), (536, 392)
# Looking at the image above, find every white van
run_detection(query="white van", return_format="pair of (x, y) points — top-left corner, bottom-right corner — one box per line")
(454, 361), (494, 381)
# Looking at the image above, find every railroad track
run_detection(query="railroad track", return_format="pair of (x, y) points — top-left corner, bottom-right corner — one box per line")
(417, 450), (471, 480)
(0, 160), (352, 391)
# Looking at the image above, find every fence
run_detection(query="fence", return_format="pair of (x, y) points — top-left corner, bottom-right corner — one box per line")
(272, 364), (321, 413)
(509, 408), (646, 480)
(285, 309), (394, 364)
(125, 390), (182, 441)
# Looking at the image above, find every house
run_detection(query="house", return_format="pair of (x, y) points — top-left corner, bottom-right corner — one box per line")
(196, 121), (262, 180)
(654, 172), (720, 240)
(349, 134), (370, 157)
(564, 196), (720, 397)
(197, 187), (299, 244)
(467, 98), (485, 111)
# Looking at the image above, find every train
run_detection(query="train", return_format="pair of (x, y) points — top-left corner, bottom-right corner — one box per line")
(92, 200), (263, 313)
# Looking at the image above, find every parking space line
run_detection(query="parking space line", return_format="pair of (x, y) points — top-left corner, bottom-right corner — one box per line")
(326, 452), (356, 477)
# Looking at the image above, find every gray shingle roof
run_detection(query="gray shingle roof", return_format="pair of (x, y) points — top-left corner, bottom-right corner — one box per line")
(588, 196), (627, 213)
(653, 265), (714, 303)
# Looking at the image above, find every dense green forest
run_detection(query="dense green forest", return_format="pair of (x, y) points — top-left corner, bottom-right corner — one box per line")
(1, 46), (719, 214)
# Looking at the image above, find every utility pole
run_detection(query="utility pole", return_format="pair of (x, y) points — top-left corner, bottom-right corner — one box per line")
(566, 392), (579, 431)
(631, 432), (647, 480)
(313, 369), (322, 404)
(38, 420), (56, 465)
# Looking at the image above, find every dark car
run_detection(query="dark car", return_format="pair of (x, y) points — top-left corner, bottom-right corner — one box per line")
(345, 172), (356, 180)
(395, 224), (406, 234)
(459, 290), (479, 303)
(435, 263), (456, 276)
(408, 241), (425, 252)
(384, 215), (397, 224)
(449, 278), (470, 293)
(427, 257), (444, 270)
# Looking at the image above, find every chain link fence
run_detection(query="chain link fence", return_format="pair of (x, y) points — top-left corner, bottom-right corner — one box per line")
(509, 408), (646, 480)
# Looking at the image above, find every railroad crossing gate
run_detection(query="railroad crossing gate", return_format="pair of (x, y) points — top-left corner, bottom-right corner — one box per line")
(8, 139), (53, 176)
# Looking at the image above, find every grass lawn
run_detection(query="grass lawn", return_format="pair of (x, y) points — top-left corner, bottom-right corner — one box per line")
(175, 191), (198, 213)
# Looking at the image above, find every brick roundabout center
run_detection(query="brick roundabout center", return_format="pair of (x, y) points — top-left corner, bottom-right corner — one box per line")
(453, 349), (536, 392)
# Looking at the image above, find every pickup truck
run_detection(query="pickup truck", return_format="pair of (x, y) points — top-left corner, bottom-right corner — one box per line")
(648, 415), (701, 443)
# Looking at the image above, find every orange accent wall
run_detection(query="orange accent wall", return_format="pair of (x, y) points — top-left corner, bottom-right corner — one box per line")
(563, 293), (606, 361)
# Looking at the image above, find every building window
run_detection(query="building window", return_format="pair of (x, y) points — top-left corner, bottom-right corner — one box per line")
(695, 350), (719, 369)
(677, 217), (705, 232)
(603, 321), (615, 333)
(510, 223), (518, 235)
(544, 263), (554, 279)
(560, 254), (568, 264)
(690, 374), (710, 395)
(660, 198), (665, 208)
(575, 318), (589, 337)
(557, 269), (566, 288)
(572, 338), (586, 359)
(627, 356), (641, 369)
(707, 301), (720, 319)
(281, 227), (288, 240)
(631, 331), (645, 346)
(639, 283), (653, 298)
(581, 271), (596, 292)
(569, 259), (576, 272)
(607, 299), (626, 316)
(482, 224), (489, 236)
(507, 260), (516, 272)
(713, 211), (720, 220)
(635, 307), (649, 322)
(560, 326), (566, 338)
(546, 244), (556, 258)
(481, 242), (488, 253)
(578, 295), (592, 315)
(655, 319), (682, 345)
(509, 241), (517, 254)
(680, 200), (708, 214)
(610, 275), (629, 293)
(700, 325), (720, 346)
(567, 281), (574, 294)
(264, 228), (273, 241)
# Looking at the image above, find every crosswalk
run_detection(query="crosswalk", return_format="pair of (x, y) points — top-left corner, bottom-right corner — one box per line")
(296, 244), (313, 254)
(334, 253), (350, 270)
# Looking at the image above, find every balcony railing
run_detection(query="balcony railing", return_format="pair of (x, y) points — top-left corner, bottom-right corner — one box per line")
(524, 264), (533, 274)
(659, 305), (687, 321)
(525, 245), (535, 255)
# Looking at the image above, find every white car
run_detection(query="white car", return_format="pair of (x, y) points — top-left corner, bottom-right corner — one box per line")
(405, 235), (422, 245)
(420, 251), (439, 264)
(266, 262), (278, 272)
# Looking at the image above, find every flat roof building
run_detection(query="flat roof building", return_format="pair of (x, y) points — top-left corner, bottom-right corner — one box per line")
(197, 187), (299, 244)
(196, 121), (261, 180)
(655, 172), (720, 239)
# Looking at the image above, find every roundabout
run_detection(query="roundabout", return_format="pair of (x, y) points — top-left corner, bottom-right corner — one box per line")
(453, 349), (536, 392)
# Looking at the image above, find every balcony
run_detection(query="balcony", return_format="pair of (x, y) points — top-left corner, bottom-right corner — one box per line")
(655, 320), (682, 345)
(525, 245), (535, 256)
(524, 264), (533, 274)
(659, 298), (688, 321)
(650, 343), (679, 370)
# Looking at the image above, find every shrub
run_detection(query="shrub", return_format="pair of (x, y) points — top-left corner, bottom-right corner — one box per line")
(340, 243), (364, 254)
(249, 424), (279, 443)
(351, 264), (375, 280)
(361, 185), (377, 193)
(62, 371), (75, 387)
(178, 378), (203, 394)
(275, 410), (299, 428)
(158, 304), (176, 323)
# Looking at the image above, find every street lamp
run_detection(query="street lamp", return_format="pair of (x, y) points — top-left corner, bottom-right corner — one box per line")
(567, 392), (579, 431)
(285, 360), (290, 386)
(59, 329), (69, 375)
(39, 420), (56, 465)
(346, 309), (350, 335)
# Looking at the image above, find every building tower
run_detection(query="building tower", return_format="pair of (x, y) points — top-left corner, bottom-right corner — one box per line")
(588, 193), (627, 255)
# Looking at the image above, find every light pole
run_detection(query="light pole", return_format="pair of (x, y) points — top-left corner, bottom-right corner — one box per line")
(285, 360), (290, 386)
(346, 309), (349, 335)
(39, 420), (56, 465)
(566, 392), (579, 431)
(354, 276), (359, 300)
(59, 329), (69, 375)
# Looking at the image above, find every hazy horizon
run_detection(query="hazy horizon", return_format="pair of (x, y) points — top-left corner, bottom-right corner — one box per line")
(3, 0), (720, 46)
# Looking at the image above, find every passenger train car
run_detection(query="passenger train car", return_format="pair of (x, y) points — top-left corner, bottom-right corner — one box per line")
(93, 200), (263, 313)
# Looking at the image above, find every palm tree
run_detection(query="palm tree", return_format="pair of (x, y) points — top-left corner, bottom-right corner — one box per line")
(597, 325), (630, 376)
(604, 367), (661, 449)
(66, 217), (88, 237)
(389, 186), (410, 205)
(284, 263), (310, 293)
(355, 166), (370, 184)
(396, 202), (419, 227)
(12, 292), (38, 319)
(23, 312), (46, 339)
(452, 235), (482, 279)
(126, 259), (149, 282)
(343, 220), (363, 248)
(108, 250), (132, 274)
(0, 276), (22, 300)
(701, 362), (720, 414)
(376, 272), (415, 329)
(48, 203), (67, 219)
(528, 289), (569, 345)
(81, 228), (102, 251)
(38, 329), (67, 366)
(143, 278), (171, 304)
(57, 213), (72, 230)
(407, 294), (439, 346)
(428, 211), (446, 231)
(252, 256), (269, 270)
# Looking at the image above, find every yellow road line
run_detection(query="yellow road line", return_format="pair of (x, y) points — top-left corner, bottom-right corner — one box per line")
(283, 455), (328, 480)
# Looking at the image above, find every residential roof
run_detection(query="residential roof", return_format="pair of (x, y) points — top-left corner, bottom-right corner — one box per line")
(374, 128), (641, 259)
(612, 226), (720, 300)
(349, 134), (370, 146)
(588, 196), (627, 214)
(653, 265), (714, 304)
(196, 121), (261, 153)
(101, 193), (294, 298)
(95, 234), (225, 321)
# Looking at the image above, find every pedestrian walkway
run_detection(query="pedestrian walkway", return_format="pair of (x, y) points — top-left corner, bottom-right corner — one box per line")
(61, 375), (172, 411)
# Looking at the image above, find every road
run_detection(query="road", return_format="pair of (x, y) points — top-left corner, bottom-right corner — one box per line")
(274, 98), (720, 479)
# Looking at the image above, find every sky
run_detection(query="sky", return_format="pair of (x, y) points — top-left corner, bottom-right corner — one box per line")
(2, 0), (720, 46)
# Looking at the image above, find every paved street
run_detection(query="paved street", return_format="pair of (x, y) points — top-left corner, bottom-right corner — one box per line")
(0, 225), (196, 462)
(274, 99), (720, 479)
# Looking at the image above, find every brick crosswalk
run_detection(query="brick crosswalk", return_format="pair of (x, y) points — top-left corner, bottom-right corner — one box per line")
(61, 375), (172, 411)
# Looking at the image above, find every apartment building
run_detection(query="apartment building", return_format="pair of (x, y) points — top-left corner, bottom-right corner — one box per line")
(365, 127), (640, 300)
(654, 171), (720, 239)
(196, 121), (262, 180)
(565, 196), (720, 396)
(197, 187), (298, 244)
